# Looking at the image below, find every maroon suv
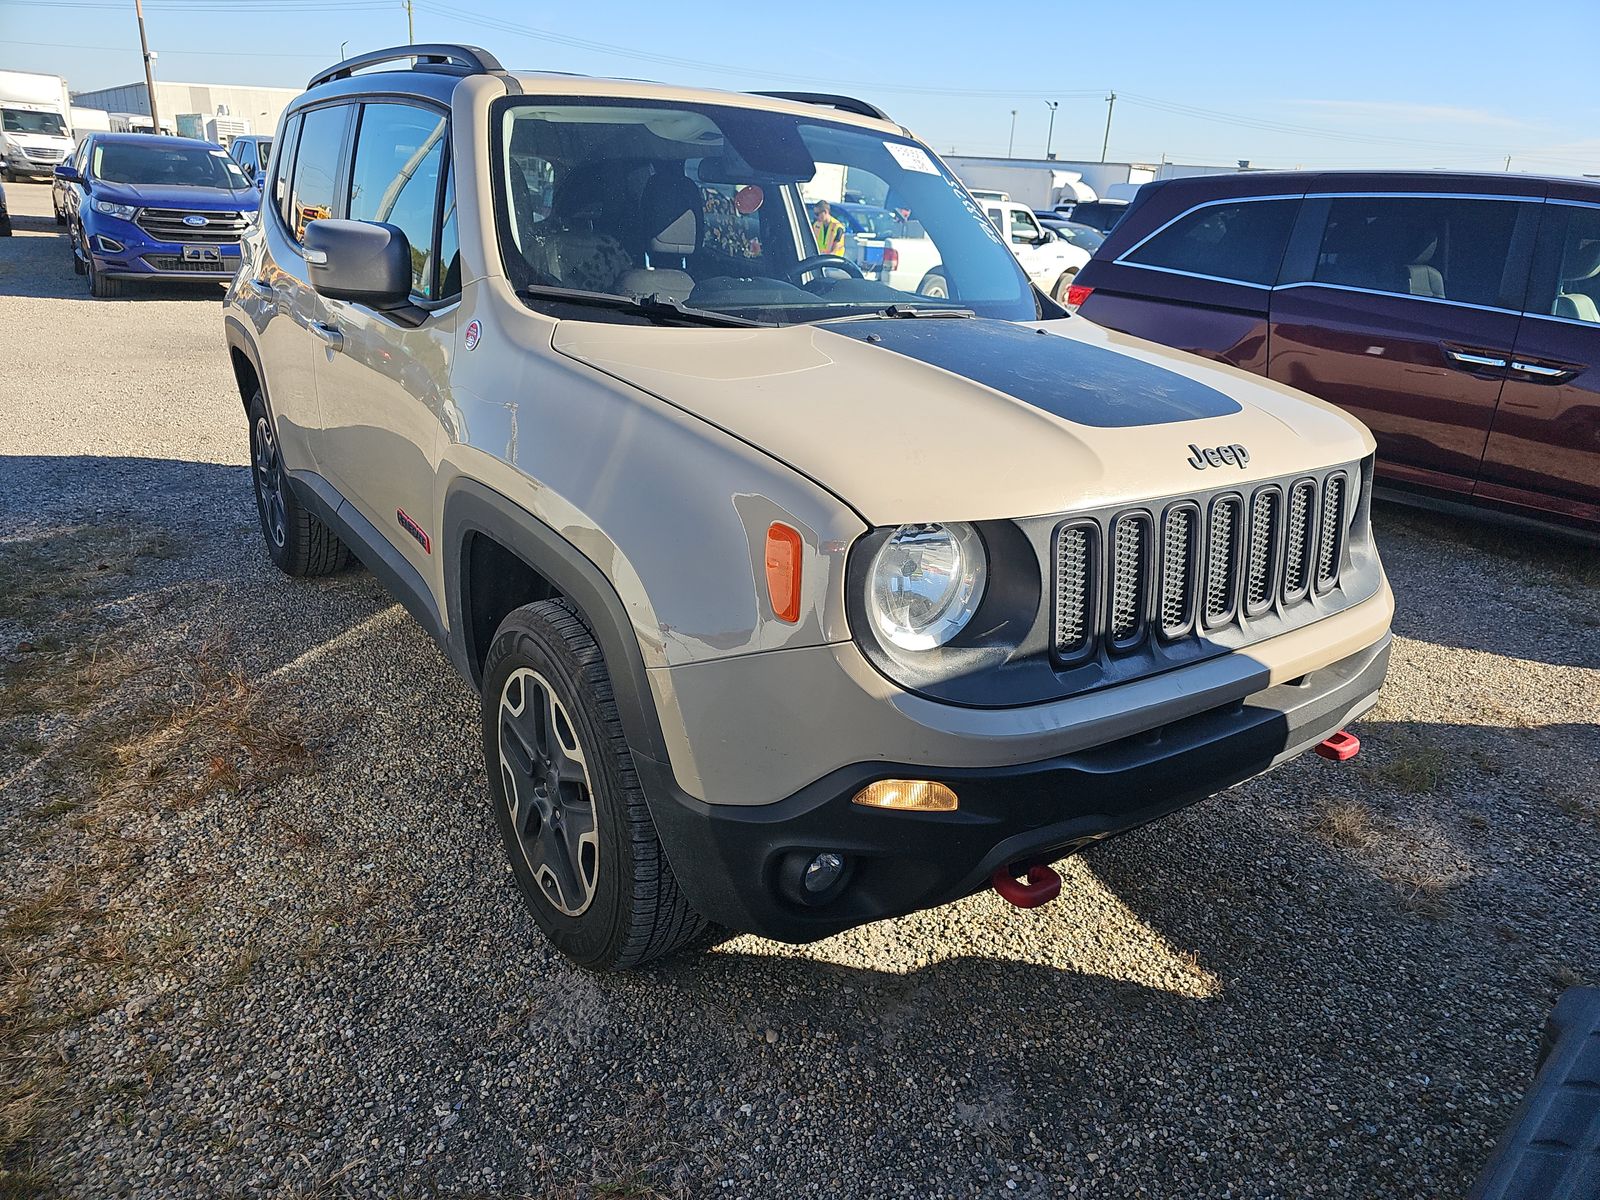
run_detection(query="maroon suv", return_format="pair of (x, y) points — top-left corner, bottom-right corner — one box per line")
(1071, 171), (1600, 538)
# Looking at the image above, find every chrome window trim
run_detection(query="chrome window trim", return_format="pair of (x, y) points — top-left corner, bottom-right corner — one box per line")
(1521, 310), (1600, 331)
(1270, 280), (1523, 316)
(1112, 188), (1542, 298)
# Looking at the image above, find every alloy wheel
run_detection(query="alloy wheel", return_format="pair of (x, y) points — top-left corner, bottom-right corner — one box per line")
(252, 415), (288, 549)
(497, 667), (600, 917)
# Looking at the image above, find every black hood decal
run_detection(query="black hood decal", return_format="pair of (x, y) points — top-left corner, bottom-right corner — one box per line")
(825, 318), (1241, 428)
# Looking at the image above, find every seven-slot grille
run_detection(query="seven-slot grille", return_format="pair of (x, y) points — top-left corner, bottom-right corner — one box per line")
(135, 208), (250, 244)
(1054, 469), (1351, 662)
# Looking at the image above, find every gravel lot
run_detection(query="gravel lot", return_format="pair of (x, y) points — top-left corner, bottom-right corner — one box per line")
(2, 178), (1597, 1199)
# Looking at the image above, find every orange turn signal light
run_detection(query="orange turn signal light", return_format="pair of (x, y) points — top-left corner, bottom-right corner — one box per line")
(851, 780), (959, 812)
(764, 522), (803, 624)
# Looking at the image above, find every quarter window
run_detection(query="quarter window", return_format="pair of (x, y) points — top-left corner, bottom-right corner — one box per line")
(348, 102), (449, 300)
(1125, 198), (1297, 286)
(1311, 195), (1525, 308)
(286, 104), (349, 244)
(1531, 205), (1600, 325)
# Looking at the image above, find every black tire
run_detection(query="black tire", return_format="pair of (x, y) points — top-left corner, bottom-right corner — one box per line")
(87, 251), (126, 298)
(1051, 268), (1078, 303)
(917, 269), (949, 299)
(245, 388), (349, 576)
(482, 599), (706, 971)
(53, 206), (65, 227)
(0, 214), (11, 238)
(70, 225), (86, 274)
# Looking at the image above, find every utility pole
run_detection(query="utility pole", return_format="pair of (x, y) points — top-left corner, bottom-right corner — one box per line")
(133, 0), (160, 135)
(1008, 109), (1017, 158)
(1504, 154), (1512, 172)
(1043, 100), (1058, 160)
(404, 0), (414, 41)
(1100, 91), (1117, 163)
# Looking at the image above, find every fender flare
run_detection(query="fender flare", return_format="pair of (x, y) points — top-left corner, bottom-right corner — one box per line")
(440, 478), (671, 767)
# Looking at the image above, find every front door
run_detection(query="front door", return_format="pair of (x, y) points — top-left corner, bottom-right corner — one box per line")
(312, 101), (456, 587)
(1269, 192), (1538, 493)
(1477, 196), (1600, 525)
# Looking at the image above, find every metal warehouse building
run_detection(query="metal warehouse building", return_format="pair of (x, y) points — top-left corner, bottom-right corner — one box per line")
(70, 80), (300, 139)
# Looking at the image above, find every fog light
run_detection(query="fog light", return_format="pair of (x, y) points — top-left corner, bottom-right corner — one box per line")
(851, 779), (958, 812)
(803, 852), (845, 894)
(95, 235), (125, 253)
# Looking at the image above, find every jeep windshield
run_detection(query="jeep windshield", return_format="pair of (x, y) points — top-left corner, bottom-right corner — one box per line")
(493, 97), (1044, 325)
(93, 142), (250, 190)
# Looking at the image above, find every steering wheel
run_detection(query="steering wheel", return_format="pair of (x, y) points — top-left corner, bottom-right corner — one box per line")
(786, 254), (864, 285)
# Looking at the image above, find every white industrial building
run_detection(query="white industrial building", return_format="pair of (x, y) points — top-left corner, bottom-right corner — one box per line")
(70, 80), (300, 141)
(942, 155), (1256, 210)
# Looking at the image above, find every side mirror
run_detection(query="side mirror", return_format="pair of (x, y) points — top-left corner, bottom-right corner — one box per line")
(1037, 230), (1056, 244)
(54, 163), (80, 184)
(305, 219), (413, 310)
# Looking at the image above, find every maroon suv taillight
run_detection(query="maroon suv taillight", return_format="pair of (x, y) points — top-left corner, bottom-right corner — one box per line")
(1066, 283), (1093, 308)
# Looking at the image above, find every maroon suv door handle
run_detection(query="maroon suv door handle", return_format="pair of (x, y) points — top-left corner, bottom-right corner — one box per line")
(1508, 359), (1579, 384)
(1443, 346), (1510, 372)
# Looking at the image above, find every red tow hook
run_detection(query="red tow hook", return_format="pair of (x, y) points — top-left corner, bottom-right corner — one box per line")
(991, 863), (1062, 909)
(1315, 729), (1362, 762)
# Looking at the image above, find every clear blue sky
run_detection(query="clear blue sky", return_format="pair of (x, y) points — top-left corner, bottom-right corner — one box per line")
(2, 0), (1596, 175)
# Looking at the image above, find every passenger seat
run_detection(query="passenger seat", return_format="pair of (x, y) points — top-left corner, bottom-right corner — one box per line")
(1405, 231), (1446, 299)
(615, 169), (702, 303)
(1555, 240), (1600, 323)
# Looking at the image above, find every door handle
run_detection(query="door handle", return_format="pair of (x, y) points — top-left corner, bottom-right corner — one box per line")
(311, 321), (344, 352)
(1443, 347), (1509, 371)
(1509, 360), (1576, 383)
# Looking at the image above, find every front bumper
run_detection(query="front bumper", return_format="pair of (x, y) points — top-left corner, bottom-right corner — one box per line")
(643, 634), (1390, 942)
(85, 216), (242, 281)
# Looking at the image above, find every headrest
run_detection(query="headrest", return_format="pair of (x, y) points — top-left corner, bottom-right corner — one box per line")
(1406, 230), (1438, 266)
(1564, 238), (1600, 283)
(639, 170), (701, 257)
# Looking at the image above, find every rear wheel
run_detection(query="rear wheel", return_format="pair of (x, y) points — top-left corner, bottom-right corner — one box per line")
(1051, 268), (1078, 303)
(69, 225), (86, 274)
(246, 388), (349, 577)
(483, 599), (706, 971)
(917, 270), (949, 299)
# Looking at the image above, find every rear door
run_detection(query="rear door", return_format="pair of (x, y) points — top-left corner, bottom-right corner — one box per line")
(1268, 188), (1539, 493)
(1476, 192), (1600, 525)
(1078, 192), (1300, 372)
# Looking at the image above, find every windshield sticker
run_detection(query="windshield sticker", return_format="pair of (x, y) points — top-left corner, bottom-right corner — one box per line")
(884, 142), (939, 175)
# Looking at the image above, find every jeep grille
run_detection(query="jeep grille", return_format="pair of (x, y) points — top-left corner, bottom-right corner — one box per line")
(1052, 467), (1354, 663)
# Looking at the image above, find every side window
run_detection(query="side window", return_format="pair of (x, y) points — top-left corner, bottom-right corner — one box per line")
(348, 102), (448, 300)
(437, 164), (460, 299)
(1009, 208), (1041, 245)
(1125, 198), (1298, 286)
(287, 104), (349, 244)
(272, 116), (300, 228)
(1529, 205), (1600, 325)
(1312, 195), (1524, 307)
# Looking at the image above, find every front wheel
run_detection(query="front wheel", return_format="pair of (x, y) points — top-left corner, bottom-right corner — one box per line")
(482, 599), (706, 971)
(87, 250), (125, 298)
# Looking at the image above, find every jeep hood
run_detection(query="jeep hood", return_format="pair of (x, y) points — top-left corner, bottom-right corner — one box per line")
(552, 315), (1375, 525)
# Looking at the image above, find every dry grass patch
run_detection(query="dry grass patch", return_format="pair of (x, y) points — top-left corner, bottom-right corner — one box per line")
(1317, 800), (1380, 851)
(1364, 737), (1447, 794)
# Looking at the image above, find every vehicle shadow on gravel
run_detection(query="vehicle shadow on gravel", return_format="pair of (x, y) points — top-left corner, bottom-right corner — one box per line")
(1373, 501), (1600, 670)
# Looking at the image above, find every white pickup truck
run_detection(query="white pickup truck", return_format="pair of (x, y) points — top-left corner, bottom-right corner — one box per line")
(982, 199), (1090, 303)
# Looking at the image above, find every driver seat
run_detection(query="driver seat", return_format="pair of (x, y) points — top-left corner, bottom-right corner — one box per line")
(615, 169), (701, 303)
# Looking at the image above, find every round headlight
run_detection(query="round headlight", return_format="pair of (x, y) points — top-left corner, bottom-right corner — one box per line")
(867, 523), (986, 651)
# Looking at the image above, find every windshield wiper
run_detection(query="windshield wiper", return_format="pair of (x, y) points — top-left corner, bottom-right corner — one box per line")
(819, 304), (977, 323)
(520, 284), (773, 328)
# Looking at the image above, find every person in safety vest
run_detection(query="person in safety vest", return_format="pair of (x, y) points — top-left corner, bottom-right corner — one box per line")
(811, 199), (847, 257)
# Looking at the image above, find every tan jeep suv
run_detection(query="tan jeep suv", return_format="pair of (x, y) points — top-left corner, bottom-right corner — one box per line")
(221, 45), (1394, 970)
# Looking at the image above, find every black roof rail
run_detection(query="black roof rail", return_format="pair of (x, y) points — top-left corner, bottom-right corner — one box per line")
(308, 44), (503, 90)
(751, 91), (892, 123)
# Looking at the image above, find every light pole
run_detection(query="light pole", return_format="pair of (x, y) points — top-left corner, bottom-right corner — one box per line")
(1100, 91), (1117, 163)
(340, 40), (349, 60)
(133, 0), (160, 136)
(1043, 100), (1058, 160)
(1008, 109), (1017, 158)
(404, 0), (414, 40)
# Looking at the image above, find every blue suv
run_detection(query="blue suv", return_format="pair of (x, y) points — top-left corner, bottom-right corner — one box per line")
(54, 133), (259, 297)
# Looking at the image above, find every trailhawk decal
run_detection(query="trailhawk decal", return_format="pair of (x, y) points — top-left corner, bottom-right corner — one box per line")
(825, 318), (1242, 429)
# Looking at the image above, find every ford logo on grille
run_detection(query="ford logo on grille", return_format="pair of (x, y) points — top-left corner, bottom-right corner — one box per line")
(182, 215), (209, 228)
